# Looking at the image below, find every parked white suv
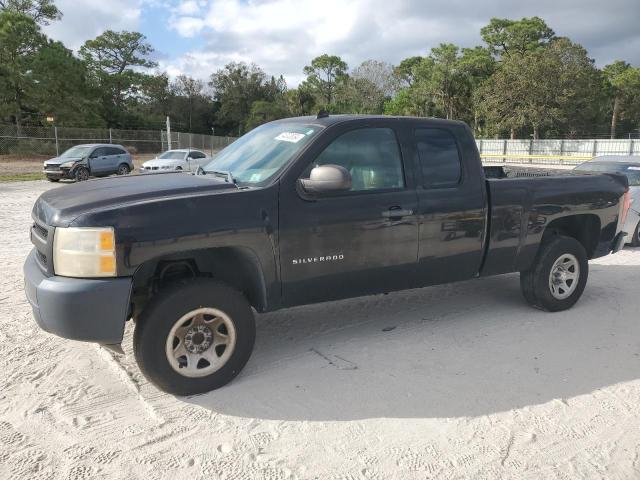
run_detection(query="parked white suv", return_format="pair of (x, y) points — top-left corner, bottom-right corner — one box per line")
(140, 149), (211, 173)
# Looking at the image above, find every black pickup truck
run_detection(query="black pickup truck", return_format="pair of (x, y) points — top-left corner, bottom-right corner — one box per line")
(24, 115), (630, 395)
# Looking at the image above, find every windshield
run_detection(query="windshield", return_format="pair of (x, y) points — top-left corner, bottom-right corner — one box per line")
(158, 151), (186, 160)
(60, 145), (92, 158)
(203, 122), (321, 184)
(575, 162), (640, 186)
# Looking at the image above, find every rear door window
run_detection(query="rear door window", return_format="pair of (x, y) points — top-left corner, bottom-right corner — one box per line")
(414, 128), (462, 188)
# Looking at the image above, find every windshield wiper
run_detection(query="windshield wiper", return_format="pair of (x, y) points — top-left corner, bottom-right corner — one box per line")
(206, 169), (236, 184)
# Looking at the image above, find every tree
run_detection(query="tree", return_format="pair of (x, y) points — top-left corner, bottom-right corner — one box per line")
(209, 62), (273, 135)
(352, 60), (397, 98)
(303, 54), (348, 105)
(80, 30), (157, 127)
(0, 10), (45, 129)
(393, 56), (423, 87)
(0, 0), (60, 25)
(285, 84), (316, 116)
(174, 75), (204, 132)
(481, 17), (554, 58)
(245, 100), (289, 130)
(477, 38), (603, 139)
(603, 61), (640, 138)
(30, 39), (101, 126)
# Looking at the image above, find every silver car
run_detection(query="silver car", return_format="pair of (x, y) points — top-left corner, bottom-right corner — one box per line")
(140, 149), (211, 173)
(575, 155), (640, 246)
(43, 144), (133, 182)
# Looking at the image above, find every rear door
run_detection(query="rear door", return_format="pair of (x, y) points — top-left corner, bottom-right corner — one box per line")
(278, 120), (420, 306)
(411, 124), (487, 285)
(106, 147), (126, 172)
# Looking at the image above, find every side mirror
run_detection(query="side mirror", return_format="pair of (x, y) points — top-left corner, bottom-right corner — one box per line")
(299, 164), (352, 194)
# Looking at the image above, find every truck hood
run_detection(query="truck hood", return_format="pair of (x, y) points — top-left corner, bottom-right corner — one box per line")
(33, 172), (237, 226)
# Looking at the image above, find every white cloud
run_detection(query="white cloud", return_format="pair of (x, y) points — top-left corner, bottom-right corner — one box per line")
(161, 0), (640, 87)
(44, 0), (143, 51)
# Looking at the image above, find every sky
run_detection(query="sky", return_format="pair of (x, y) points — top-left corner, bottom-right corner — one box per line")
(44, 0), (640, 87)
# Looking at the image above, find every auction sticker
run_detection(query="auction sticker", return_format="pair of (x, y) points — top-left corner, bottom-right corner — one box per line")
(275, 132), (305, 143)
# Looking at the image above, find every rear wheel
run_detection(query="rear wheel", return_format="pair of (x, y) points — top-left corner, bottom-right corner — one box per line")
(630, 222), (640, 247)
(520, 235), (588, 312)
(117, 164), (130, 175)
(133, 279), (255, 395)
(75, 166), (90, 181)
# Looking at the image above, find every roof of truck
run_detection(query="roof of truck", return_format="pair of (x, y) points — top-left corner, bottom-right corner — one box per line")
(274, 114), (468, 129)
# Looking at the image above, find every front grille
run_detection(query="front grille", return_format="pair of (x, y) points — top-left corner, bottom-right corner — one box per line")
(30, 219), (53, 274)
(33, 222), (48, 239)
(36, 250), (47, 268)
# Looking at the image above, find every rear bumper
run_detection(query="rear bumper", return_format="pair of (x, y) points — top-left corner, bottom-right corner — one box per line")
(623, 209), (639, 244)
(23, 249), (132, 344)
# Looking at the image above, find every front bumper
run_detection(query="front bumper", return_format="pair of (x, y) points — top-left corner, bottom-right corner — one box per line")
(43, 168), (73, 179)
(23, 249), (133, 345)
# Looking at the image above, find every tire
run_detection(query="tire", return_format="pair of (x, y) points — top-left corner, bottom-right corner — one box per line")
(133, 279), (255, 395)
(46, 177), (59, 182)
(519, 235), (588, 312)
(75, 166), (90, 181)
(630, 222), (640, 247)
(117, 164), (130, 175)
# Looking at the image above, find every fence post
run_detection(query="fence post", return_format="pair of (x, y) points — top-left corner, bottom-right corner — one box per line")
(54, 126), (59, 156)
(592, 140), (598, 157)
(109, 128), (112, 144)
(502, 139), (507, 164)
(629, 139), (634, 155)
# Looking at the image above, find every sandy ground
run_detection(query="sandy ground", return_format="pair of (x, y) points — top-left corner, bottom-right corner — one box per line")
(1, 180), (640, 480)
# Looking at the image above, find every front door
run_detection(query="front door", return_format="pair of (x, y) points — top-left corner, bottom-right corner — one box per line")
(279, 122), (419, 306)
(88, 147), (109, 174)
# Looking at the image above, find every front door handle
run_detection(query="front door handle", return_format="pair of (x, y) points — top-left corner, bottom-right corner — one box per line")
(382, 208), (413, 218)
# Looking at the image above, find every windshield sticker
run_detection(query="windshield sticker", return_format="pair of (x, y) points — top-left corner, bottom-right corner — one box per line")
(628, 166), (640, 171)
(275, 132), (305, 143)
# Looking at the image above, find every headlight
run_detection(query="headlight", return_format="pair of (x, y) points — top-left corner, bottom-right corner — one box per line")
(53, 227), (116, 277)
(59, 161), (75, 168)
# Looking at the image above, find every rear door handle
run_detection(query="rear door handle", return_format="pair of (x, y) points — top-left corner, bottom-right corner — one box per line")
(382, 208), (413, 218)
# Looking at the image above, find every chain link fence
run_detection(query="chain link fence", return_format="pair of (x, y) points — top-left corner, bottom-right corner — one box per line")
(0, 123), (236, 158)
(477, 138), (640, 166)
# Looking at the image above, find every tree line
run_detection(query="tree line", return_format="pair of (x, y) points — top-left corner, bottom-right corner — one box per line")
(1, 0), (639, 139)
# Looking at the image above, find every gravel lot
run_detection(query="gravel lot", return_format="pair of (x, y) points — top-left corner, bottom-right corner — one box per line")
(2, 180), (640, 480)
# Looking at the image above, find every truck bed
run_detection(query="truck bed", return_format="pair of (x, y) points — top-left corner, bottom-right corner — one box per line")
(480, 166), (628, 277)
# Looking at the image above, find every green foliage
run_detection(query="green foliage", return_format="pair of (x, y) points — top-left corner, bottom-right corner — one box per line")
(303, 54), (348, 105)
(481, 16), (555, 57)
(1, 4), (639, 141)
(478, 38), (603, 138)
(0, 0), (60, 25)
(79, 30), (157, 127)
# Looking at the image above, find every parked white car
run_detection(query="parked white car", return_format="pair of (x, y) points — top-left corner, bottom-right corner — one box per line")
(140, 149), (211, 173)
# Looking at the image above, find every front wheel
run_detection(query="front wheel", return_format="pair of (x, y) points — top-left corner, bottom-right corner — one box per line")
(520, 235), (588, 312)
(133, 279), (255, 395)
(75, 166), (90, 181)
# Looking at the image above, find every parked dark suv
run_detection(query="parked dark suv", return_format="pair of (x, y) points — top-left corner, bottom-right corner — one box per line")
(43, 144), (133, 182)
